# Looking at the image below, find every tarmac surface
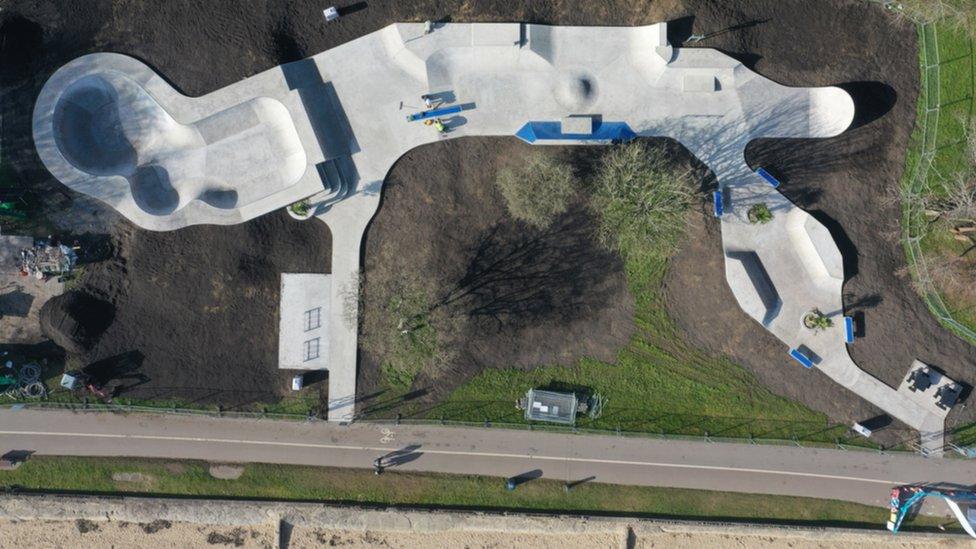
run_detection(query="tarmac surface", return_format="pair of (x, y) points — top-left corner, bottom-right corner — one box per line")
(1, 408), (974, 511)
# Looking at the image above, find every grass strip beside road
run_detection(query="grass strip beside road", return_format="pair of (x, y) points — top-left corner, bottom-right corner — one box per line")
(0, 456), (945, 530)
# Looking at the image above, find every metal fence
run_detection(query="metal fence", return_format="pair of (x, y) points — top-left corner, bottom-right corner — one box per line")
(901, 22), (976, 345)
(0, 400), (926, 456)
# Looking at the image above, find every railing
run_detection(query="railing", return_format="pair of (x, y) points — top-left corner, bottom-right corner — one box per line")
(1, 400), (927, 454)
(901, 22), (976, 345)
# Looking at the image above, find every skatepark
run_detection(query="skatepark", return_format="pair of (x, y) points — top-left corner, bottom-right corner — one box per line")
(31, 20), (960, 450)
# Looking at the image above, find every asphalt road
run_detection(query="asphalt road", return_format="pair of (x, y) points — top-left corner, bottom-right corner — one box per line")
(1, 409), (974, 510)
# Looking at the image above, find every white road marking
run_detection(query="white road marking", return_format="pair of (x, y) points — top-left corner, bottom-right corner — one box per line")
(0, 429), (902, 485)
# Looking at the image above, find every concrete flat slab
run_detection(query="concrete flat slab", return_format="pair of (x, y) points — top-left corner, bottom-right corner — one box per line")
(278, 273), (331, 371)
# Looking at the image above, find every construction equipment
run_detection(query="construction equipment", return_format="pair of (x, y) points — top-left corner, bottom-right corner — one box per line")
(20, 238), (77, 279)
(60, 370), (109, 399)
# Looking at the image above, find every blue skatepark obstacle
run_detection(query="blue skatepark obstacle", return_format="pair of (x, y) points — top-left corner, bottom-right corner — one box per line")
(515, 120), (637, 144)
(844, 316), (855, 343)
(789, 348), (815, 369)
(756, 167), (781, 188)
(712, 191), (724, 217)
(406, 105), (464, 122)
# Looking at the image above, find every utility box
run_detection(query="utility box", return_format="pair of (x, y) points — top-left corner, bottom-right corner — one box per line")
(60, 372), (82, 390)
(323, 7), (340, 22)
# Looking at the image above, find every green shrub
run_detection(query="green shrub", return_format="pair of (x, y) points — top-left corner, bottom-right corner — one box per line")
(591, 142), (697, 258)
(289, 199), (311, 217)
(748, 203), (774, 224)
(803, 310), (833, 331)
(496, 152), (578, 228)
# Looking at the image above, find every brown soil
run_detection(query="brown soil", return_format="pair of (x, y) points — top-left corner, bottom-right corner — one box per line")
(358, 140), (634, 401)
(67, 212), (331, 407)
(0, 0), (971, 424)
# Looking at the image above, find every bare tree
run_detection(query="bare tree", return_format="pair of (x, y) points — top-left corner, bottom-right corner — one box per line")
(496, 151), (579, 228)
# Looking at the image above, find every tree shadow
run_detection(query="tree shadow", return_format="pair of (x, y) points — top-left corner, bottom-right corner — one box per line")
(437, 207), (621, 331)
(83, 350), (147, 392)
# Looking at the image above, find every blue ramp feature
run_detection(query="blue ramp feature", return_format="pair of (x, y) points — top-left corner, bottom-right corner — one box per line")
(515, 120), (637, 144)
(789, 348), (815, 369)
(406, 104), (464, 122)
(756, 167), (781, 188)
(712, 191), (724, 217)
(845, 316), (855, 343)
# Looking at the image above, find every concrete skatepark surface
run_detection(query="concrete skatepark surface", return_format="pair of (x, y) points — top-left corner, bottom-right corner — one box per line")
(30, 19), (958, 446)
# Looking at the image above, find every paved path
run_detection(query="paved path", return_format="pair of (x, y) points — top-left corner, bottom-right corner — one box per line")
(1, 409), (974, 511)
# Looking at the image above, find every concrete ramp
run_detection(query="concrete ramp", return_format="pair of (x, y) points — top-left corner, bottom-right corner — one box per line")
(725, 250), (782, 327)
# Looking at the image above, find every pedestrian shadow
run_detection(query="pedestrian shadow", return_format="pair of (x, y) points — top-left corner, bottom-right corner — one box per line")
(383, 444), (423, 467)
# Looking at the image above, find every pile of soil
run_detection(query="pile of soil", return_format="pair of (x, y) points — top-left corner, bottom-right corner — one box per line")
(38, 291), (114, 353)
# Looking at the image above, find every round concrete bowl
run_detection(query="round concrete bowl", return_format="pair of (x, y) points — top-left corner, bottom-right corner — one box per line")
(33, 52), (308, 229)
(48, 70), (193, 216)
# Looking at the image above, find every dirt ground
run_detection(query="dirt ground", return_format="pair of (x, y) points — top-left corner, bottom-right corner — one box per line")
(358, 139), (634, 401)
(62, 212), (331, 407)
(0, 0), (972, 422)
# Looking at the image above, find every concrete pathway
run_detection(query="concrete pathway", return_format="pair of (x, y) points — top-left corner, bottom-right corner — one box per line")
(30, 21), (961, 445)
(1, 409), (974, 511)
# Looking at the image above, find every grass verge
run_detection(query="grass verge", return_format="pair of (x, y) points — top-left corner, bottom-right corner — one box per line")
(0, 455), (944, 530)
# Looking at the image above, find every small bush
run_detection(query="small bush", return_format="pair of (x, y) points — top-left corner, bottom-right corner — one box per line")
(289, 199), (311, 216)
(803, 310), (833, 331)
(496, 152), (578, 228)
(748, 203), (774, 224)
(591, 142), (697, 258)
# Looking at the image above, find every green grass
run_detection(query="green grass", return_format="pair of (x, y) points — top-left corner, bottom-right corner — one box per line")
(903, 22), (976, 343)
(0, 455), (945, 530)
(0, 353), (319, 417)
(371, 234), (858, 445)
(366, 147), (876, 444)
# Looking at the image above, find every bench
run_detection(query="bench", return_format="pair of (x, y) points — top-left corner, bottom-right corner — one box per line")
(756, 167), (781, 188)
(713, 190), (724, 217)
(789, 348), (815, 369)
